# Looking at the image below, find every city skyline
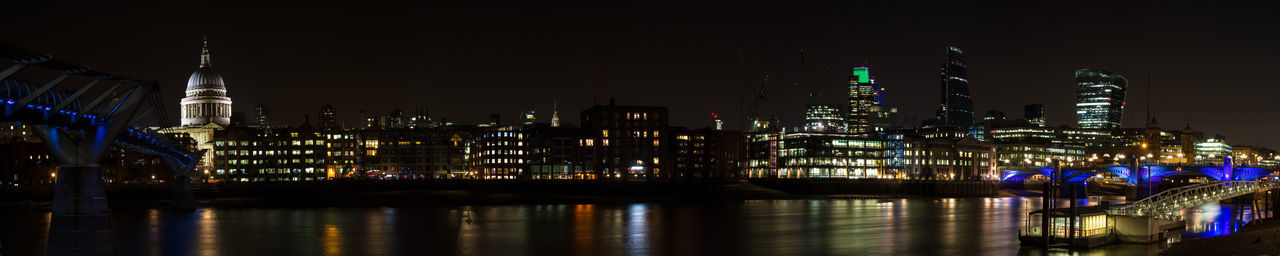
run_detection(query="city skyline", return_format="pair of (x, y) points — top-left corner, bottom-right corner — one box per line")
(6, 3), (1280, 255)
(3, 2), (1279, 148)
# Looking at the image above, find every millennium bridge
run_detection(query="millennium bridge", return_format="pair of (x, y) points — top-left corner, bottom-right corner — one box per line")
(1, 44), (199, 256)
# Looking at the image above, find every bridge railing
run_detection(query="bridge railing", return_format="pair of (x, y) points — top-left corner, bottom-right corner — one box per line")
(1108, 180), (1278, 218)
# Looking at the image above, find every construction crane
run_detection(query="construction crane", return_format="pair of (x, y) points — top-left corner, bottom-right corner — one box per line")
(748, 73), (777, 132)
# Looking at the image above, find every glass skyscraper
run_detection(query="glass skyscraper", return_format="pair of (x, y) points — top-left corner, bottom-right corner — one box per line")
(1074, 68), (1127, 129)
(937, 46), (974, 131)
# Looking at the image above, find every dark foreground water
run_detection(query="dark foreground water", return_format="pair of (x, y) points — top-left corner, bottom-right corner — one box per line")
(0, 197), (1259, 256)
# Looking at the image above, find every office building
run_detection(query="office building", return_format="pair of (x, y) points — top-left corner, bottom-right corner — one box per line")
(213, 119), (328, 182)
(581, 103), (669, 180)
(1024, 104), (1046, 127)
(848, 67), (876, 134)
(1074, 68), (1128, 130)
(936, 46), (975, 132)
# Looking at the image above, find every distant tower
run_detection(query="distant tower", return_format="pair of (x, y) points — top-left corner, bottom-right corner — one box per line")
(388, 109), (404, 128)
(1023, 104), (1045, 127)
(1074, 68), (1128, 129)
(936, 46), (974, 131)
(847, 67), (875, 134)
(319, 104), (338, 131)
(180, 38), (233, 126)
(253, 104), (272, 127)
(550, 99), (561, 127)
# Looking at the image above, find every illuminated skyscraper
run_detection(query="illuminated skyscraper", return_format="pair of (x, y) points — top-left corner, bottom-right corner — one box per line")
(1074, 68), (1127, 129)
(847, 67), (875, 134)
(936, 46), (974, 131)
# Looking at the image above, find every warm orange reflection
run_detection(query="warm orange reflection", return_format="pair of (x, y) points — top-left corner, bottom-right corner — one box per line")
(149, 209), (161, 256)
(198, 209), (221, 256)
(571, 204), (596, 256)
(324, 224), (342, 255)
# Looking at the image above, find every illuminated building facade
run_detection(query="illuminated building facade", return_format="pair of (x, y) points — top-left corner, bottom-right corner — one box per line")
(995, 144), (1087, 167)
(359, 126), (473, 178)
(847, 67), (876, 134)
(581, 104), (669, 180)
(323, 130), (359, 179)
(903, 136), (996, 180)
(986, 125), (1089, 167)
(526, 125), (593, 179)
(477, 125), (527, 179)
(670, 127), (747, 180)
(747, 132), (896, 179)
(1074, 68), (1127, 129)
(803, 104), (845, 133)
(1232, 146), (1279, 166)
(213, 122), (328, 182)
(937, 46), (975, 132)
(1195, 136), (1232, 165)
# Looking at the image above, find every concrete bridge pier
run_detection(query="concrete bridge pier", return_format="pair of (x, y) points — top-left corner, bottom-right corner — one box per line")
(164, 157), (200, 212)
(46, 165), (113, 256)
(172, 174), (195, 211)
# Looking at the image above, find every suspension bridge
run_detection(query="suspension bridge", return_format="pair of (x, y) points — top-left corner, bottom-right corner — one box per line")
(1, 44), (198, 256)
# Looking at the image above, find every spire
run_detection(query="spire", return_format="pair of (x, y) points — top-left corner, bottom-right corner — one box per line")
(200, 37), (212, 68)
(550, 97), (561, 127)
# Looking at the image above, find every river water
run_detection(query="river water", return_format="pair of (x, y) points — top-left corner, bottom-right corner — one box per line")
(0, 197), (1259, 256)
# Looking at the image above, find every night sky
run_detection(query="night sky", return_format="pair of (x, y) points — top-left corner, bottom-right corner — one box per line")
(3, 1), (1278, 148)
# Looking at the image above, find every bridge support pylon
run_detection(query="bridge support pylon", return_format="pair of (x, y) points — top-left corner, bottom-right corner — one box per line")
(32, 82), (153, 256)
(46, 165), (112, 256)
(163, 155), (200, 212)
(172, 174), (194, 211)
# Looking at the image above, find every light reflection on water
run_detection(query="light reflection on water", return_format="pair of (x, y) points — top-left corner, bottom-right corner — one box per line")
(0, 197), (1266, 256)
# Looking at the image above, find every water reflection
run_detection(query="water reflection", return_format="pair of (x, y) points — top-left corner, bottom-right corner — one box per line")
(0, 197), (1270, 256)
(1181, 202), (1255, 239)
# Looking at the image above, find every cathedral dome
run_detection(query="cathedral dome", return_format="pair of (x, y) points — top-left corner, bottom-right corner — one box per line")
(180, 38), (233, 127)
(187, 66), (226, 91)
(185, 39), (227, 92)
